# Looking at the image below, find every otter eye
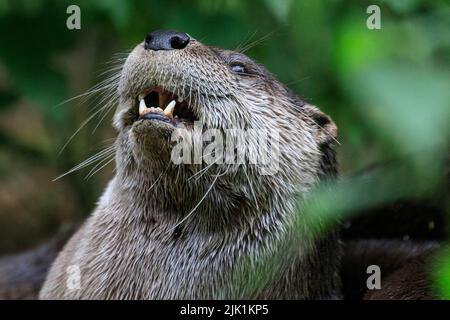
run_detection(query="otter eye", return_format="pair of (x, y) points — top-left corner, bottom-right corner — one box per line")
(230, 63), (247, 74)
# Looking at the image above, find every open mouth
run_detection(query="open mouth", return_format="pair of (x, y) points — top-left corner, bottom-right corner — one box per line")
(136, 87), (197, 125)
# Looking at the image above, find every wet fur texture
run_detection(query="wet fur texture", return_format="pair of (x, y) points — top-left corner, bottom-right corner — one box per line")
(40, 38), (340, 299)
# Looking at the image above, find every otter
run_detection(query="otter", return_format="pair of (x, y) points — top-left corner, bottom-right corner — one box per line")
(39, 30), (341, 299)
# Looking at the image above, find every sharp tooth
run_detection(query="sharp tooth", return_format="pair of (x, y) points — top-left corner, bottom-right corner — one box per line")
(163, 100), (176, 117)
(139, 98), (147, 115)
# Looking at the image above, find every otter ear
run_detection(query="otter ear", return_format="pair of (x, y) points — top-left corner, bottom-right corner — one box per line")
(303, 104), (338, 145)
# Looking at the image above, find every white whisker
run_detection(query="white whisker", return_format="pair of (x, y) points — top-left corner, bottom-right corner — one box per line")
(170, 171), (221, 232)
(53, 144), (116, 181)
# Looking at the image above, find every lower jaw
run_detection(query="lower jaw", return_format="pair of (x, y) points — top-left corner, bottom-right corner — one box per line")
(135, 115), (197, 128)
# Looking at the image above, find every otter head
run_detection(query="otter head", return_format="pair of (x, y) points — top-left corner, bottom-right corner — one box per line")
(114, 30), (337, 217)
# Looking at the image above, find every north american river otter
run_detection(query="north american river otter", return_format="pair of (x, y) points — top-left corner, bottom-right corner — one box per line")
(40, 30), (341, 299)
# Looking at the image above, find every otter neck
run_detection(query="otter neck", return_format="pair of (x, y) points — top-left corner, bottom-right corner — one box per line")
(110, 152), (298, 237)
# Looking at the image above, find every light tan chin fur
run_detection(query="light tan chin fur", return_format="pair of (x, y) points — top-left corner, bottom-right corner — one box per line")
(40, 37), (341, 299)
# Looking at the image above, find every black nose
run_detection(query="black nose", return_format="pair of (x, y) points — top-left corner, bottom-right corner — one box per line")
(144, 30), (190, 51)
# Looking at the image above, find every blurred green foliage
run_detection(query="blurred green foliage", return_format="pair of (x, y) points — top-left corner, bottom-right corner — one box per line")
(433, 247), (450, 299)
(0, 0), (448, 297)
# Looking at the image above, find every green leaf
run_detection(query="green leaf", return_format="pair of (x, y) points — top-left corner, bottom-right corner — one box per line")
(433, 247), (450, 299)
(348, 63), (450, 156)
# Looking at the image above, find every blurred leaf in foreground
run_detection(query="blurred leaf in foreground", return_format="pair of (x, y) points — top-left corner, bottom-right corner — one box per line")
(433, 246), (450, 299)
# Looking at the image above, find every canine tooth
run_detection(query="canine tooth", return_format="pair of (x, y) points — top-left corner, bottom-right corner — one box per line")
(139, 99), (147, 115)
(163, 100), (176, 117)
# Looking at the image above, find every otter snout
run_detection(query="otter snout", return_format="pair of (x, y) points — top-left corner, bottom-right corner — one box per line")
(144, 30), (190, 51)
